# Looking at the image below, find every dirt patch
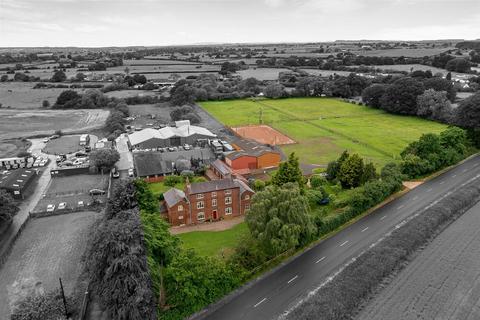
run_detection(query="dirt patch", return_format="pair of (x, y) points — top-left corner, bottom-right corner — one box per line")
(231, 125), (296, 145)
(403, 181), (424, 189)
(0, 211), (100, 317)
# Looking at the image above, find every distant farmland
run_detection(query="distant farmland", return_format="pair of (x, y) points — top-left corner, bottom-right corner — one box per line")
(200, 98), (447, 166)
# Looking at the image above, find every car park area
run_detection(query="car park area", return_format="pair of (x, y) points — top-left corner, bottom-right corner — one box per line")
(32, 173), (108, 216)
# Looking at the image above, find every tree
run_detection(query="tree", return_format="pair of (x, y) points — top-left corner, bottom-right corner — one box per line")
(440, 127), (467, 155)
(87, 210), (156, 320)
(362, 162), (378, 184)
(445, 58), (471, 73)
(163, 250), (242, 318)
(105, 110), (126, 134)
(90, 149), (120, 172)
(338, 153), (365, 189)
(55, 90), (80, 107)
(264, 83), (286, 98)
(416, 89), (452, 122)
(0, 190), (18, 223)
(271, 152), (304, 191)
(51, 70), (66, 82)
(380, 77), (425, 115)
(42, 100), (50, 108)
(326, 150), (349, 182)
(423, 77), (456, 101)
(455, 92), (480, 129)
(362, 84), (387, 108)
(0, 75), (8, 82)
(245, 183), (315, 256)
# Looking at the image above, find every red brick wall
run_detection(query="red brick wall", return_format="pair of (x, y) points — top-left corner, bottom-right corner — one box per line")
(227, 155), (257, 170)
(241, 190), (254, 214)
(188, 187), (242, 224)
(166, 200), (190, 226)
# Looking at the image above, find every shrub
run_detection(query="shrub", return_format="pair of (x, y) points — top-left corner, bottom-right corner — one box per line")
(163, 175), (183, 187)
(11, 290), (71, 320)
(310, 175), (327, 189)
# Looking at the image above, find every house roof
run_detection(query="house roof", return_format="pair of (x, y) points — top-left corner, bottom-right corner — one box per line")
(133, 153), (174, 177)
(230, 138), (281, 158)
(234, 179), (254, 195)
(187, 178), (238, 195)
(128, 121), (216, 146)
(225, 151), (257, 161)
(164, 188), (186, 207)
(0, 169), (36, 191)
(211, 159), (232, 176)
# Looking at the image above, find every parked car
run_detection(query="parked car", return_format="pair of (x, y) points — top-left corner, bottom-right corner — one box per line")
(111, 167), (120, 178)
(42, 137), (50, 143)
(46, 204), (55, 212)
(58, 202), (67, 210)
(128, 168), (134, 177)
(50, 134), (60, 139)
(75, 151), (87, 157)
(77, 200), (84, 207)
(84, 145), (91, 152)
(72, 159), (84, 166)
(89, 189), (106, 196)
(183, 144), (191, 150)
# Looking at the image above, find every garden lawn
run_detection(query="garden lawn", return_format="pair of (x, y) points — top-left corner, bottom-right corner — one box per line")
(200, 98), (448, 167)
(177, 222), (248, 257)
(147, 177), (205, 197)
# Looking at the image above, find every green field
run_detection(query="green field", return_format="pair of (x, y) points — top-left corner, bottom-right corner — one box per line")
(200, 98), (448, 166)
(177, 222), (248, 257)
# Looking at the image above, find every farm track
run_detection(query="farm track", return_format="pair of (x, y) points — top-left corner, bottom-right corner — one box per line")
(356, 201), (480, 320)
(254, 100), (394, 159)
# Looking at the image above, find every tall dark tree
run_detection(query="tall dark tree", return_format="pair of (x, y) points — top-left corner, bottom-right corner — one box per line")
(0, 190), (18, 223)
(379, 77), (425, 115)
(272, 152), (304, 191)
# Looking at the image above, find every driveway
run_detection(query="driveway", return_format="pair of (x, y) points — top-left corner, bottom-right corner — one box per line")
(0, 139), (55, 263)
(115, 134), (133, 171)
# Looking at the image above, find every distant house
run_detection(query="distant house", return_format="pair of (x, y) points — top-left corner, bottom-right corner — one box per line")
(128, 120), (216, 150)
(163, 178), (254, 226)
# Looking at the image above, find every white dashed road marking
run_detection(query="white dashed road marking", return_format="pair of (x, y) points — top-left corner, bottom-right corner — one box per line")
(315, 257), (326, 264)
(380, 215), (387, 221)
(426, 188), (432, 192)
(339, 240), (349, 247)
(254, 298), (267, 308)
(287, 275), (298, 284)
(453, 174), (457, 178)
(412, 196), (418, 200)
(440, 181), (445, 185)
(397, 205), (404, 210)
(361, 227), (369, 233)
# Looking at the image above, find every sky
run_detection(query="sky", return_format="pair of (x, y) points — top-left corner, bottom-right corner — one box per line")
(0, 0), (479, 47)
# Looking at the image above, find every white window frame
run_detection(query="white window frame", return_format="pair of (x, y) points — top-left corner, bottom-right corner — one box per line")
(212, 191), (217, 198)
(197, 212), (205, 220)
(225, 196), (232, 205)
(245, 194), (250, 200)
(225, 189), (232, 195)
(178, 205), (183, 211)
(197, 201), (204, 209)
(196, 193), (204, 199)
(212, 198), (217, 207)
(245, 204), (250, 210)
(225, 207), (232, 215)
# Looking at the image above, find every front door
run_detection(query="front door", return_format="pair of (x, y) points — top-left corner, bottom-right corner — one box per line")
(212, 210), (218, 220)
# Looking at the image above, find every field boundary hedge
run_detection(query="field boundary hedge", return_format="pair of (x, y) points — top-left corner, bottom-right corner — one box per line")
(283, 173), (480, 320)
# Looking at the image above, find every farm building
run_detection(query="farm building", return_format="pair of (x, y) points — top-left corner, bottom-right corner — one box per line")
(163, 178), (254, 226)
(133, 147), (216, 180)
(128, 120), (216, 150)
(0, 168), (37, 199)
(224, 138), (282, 171)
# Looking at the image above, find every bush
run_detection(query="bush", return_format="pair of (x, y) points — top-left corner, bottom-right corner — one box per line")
(11, 290), (71, 320)
(163, 175), (183, 187)
(310, 175), (327, 189)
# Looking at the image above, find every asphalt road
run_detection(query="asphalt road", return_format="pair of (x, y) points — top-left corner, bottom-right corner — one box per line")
(202, 154), (480, 320)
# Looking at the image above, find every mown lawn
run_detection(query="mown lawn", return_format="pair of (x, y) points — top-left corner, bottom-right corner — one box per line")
(177, 222), (248, 257)
(200, 98), (448, 167)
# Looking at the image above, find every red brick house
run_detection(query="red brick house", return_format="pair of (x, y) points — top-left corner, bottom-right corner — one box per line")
(163, 178), (254, 226)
